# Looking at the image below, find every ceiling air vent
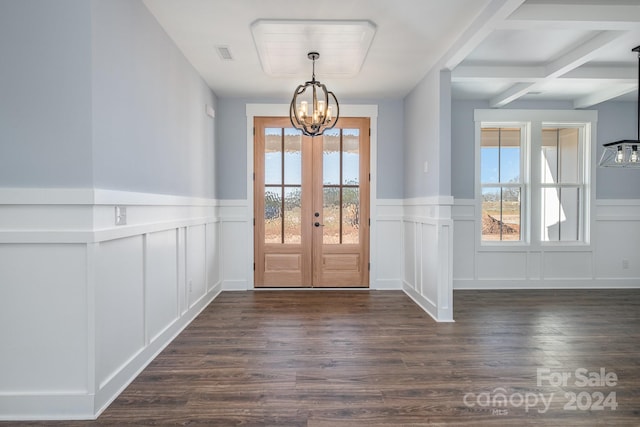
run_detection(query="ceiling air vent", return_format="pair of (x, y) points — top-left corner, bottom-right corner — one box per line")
(216, 45), (233, 61)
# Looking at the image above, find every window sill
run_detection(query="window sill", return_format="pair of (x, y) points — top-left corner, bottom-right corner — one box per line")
(477, 242), (592, 252)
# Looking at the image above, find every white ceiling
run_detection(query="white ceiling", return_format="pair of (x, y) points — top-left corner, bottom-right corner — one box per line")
(142, 0), (640, 108)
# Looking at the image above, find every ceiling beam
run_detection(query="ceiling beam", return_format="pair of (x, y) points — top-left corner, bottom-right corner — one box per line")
(487, 30), (627, 107)
(490, 82), (535, 108)
(502, 3), (640, 30)
(453, 64), (637, 83)
(452, 65), (546, 81)
(574, 84), (637, 109)
(545, 31), (625, 78)
(440, 0), (527, 70)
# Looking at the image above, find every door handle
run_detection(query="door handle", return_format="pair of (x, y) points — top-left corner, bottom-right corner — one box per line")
(314, 222), (324, 227)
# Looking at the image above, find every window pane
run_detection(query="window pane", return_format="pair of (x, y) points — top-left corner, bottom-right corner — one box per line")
(264, 188), (282, 243)
(283, 186), (301, 243)
(284, 129), (302, 185)
(560, 187), (580, 241)
(541, 129), (558, 184)
(541, 187), (560, 242)
(559, 128), (579, 183)
(482, 187), (521, 241)
(481, 129), (499, 183)
(501, 187), (521, 241)
(342, 187), (359, 244)
(323, 129), (340, 185)
(343, 129), (360, 185)
(481, 187), (501, 241)
(500, 147), (520, 183)
(264, 128), (282, 185)
(323, 187), (340, 244)
(541, 187), (580, 242)
(542, 128), (580, 184)
(482, 128), (521, 183)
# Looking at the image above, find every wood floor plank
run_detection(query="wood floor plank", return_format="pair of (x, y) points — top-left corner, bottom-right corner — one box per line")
(2, 289), (640, 426)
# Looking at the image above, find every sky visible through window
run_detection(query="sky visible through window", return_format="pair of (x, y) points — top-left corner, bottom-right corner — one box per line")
(481, 147), (520, 183)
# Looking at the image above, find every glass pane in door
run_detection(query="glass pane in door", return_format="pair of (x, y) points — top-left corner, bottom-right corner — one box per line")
(342, 129), (360, 185)
(264, 188), (282, 243)
(323, 187), (340, 244)
(342, 187), (359, 244)
(265, 128), (282, 185)
(284, 186), (301, 243)
(323, 129), (340, 185)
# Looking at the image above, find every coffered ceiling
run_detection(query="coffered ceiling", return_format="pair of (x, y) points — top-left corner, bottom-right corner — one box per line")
(143, 0), (640, 108)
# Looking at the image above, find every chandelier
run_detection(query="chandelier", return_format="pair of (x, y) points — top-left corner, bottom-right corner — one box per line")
(289, 52), (339, 137)
(599, 45), (640, 167)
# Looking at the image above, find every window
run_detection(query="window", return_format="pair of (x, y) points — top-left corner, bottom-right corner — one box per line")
(475, 110), (595, 246)
(540, 126), (584, 242)
(480, 127), (524, 241)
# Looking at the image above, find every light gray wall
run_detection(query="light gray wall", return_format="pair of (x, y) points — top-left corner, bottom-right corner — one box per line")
(0, 0), (94, 188)
(403, 68), (451, 198)
(215, 97), (404, 200)
(91, 0), (217, 198)
(451, 99), (640, 200)
(595, 101), (640, 199)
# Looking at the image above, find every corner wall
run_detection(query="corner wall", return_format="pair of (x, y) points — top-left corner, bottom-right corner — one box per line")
(401, 68), (454, 321)
(0, 0), (221, 419)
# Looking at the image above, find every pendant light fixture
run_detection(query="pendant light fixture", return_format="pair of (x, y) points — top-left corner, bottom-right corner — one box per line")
(599, 45), (640, 167)
(290, 52), (339, 137)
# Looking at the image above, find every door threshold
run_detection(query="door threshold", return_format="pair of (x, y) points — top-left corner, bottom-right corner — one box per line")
(253, 287), (371, 291)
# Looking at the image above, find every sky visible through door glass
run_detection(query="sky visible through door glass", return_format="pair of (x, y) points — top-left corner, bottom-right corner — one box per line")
(264, 129), (359, 184)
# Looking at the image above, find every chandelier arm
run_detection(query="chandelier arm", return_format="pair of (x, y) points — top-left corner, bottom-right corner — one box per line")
(329, 91), (340, 126)
(633, 46), (640, 141)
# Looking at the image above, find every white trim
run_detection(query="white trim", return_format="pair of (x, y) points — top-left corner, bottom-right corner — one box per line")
(403, 196), (454, 206)
(596, 199), (640, 206)
(245, 103), (379, 289)
(474, 109), (598, 123)
(0, 188), (219, 207)
(0, 217), (220, 244)
(454, 278), (640, 290)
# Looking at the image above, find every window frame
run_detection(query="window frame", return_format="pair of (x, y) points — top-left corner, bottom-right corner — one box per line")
(474, 109), (596, 251)
(539, 124), (587, 244)
(478, 122), (529, 245)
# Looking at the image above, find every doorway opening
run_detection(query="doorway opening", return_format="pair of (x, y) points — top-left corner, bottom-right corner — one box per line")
(253, 116), (370, 287)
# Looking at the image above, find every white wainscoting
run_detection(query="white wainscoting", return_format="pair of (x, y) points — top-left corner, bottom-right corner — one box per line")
(453, 198), (640, 289)
(217, 198), (405, 291)
(401, 197), (454, 322)
(218, 200), (251, 291)
(0, 189), (222, 420)
(372, 200), (403, 290)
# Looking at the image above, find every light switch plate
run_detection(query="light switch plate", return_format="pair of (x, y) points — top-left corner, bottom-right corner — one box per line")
(115, 206), (127, 226)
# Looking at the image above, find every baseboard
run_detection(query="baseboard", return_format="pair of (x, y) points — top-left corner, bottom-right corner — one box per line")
(222, 279), (250, 291)
(371, 279), (403, 290)
(453, 278), (640, 290)
(403, 283), (438, 322)
(0, 394), (95, 421)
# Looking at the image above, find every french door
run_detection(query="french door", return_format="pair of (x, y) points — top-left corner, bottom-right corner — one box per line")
(254, 116), (370, 287)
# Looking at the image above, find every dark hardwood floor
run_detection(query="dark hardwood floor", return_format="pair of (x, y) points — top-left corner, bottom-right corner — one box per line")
(5, 289), (640, 426)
